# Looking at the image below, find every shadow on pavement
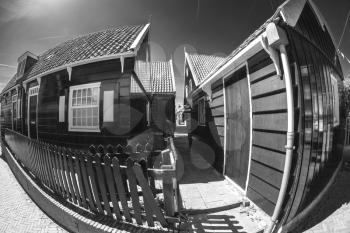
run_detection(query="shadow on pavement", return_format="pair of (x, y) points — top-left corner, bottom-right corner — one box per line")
(299, 162), (350, 232)
(180, 214), (247, 233)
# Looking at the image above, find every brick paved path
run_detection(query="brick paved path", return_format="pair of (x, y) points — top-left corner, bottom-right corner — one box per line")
(0, 154), (67, 233)
(174, 135), (270, 232)
(299, 163), (350, 233)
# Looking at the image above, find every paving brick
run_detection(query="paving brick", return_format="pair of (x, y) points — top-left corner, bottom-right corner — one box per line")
(0, 155), (67, 233)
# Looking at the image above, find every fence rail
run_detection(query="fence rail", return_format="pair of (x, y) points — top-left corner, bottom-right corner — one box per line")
(4, 129), (179, 228)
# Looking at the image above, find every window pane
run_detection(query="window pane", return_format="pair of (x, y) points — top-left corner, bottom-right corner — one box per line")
(87, 96), (91, 105)
(87, 117), (92, 126)
(93, 107), (98, 117)
(82, 96), (86, 105)
(92, 117), (98, 126)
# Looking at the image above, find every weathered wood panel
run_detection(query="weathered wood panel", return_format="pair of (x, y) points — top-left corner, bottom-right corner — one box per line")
(248, 175), (279, 204)
(251, 146), (285, 171)
(213, 116), (225, 127)
(210, 95), (224, 108)
(250, 161), (283, 188)
(249, 63), (276, 83)
(253, 113), (288, 132)
(251, 75), (285, 97)
(211, 89), (223, 99)
(252, 131), (286, 152)
(252, 92), (287, 113)
(211, 106), (225, 117)
(247, 187), (275, 216)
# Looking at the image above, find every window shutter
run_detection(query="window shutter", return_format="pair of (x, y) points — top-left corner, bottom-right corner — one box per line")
(59, 96), (65, 122)
(103, 90), (114, 122)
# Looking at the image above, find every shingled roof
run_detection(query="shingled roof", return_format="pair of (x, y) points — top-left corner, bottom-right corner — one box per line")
(185, 52), (226, 86)
(131, 60), (176, 94)
(2, 24), (148, 93)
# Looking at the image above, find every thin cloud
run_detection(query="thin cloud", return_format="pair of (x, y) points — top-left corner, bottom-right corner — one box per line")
(0, 64), (16, 69)
(37, 35), (68, 41)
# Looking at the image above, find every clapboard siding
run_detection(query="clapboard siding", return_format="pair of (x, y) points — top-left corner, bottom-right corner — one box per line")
(252, 92), (287, 113)
(253, 113), (288, 132)
(247, 187), (275, 216)
(251, 146), (285, 171)
(253, 131), (286, 152)
(248, 175), (279, 204)
(213, 116), (224, 127)
(247, 49), (287, 216)
(210, 95), (224, 108)
(211, 89), (223, 99)
(211, 106), (225, 117)
(251, 75), (285, 97)
(250, 63), (276, 83)
(250, 160), (283, 188)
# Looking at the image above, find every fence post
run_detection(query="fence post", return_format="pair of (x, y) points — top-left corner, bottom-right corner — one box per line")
(161, 149), (176, 217)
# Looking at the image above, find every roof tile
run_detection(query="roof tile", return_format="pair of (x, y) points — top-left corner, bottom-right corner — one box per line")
(186, 53), (226, 86)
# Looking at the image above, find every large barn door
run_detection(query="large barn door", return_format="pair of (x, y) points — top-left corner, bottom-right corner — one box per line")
(224, 66), (250, 190)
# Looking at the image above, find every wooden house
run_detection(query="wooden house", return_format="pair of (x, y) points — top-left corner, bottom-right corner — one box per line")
(0, 24), (176, 150)
(184, 0), (345, 231)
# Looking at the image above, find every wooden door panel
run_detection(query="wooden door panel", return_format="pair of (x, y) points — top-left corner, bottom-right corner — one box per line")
(225, 67), (250, 190)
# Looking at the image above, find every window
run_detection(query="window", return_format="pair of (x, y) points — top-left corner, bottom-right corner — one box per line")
(69, 82), (101, 132)
(12, 94), (17, 130)
(198, 97), (206, 126)
(330, 74), (340, 127)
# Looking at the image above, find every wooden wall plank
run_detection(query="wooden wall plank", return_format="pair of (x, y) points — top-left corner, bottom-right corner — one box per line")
(247, 187), (275, 216)
(210, 106), (225, 117)
(253, 113), (288, 132)
(251, 146), (285, 171)
(252, 131), (286, 152)
(210, 95), (224, 108)
(249, 63), (276, 83)
(250, 161), (283, 188)
(211, 89), (223, 99)
(251, 75), (285, 97)
(248, 175), (279, 204)
(252, 92), (287, 113)
(213, 116), (225, 127)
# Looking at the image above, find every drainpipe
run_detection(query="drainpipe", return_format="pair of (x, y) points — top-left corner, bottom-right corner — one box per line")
(264, 23), (295, 233)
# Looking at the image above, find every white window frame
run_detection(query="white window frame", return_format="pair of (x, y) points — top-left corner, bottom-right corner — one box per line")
(68, 82), (101, 132)
(12, 94), (17, 130)
(330, 74), (340, 127)
(27, 85), (39, 139)
(198, 96), (206, 126)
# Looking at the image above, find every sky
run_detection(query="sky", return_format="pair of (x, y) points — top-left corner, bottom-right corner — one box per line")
(0, 0), (349, 106)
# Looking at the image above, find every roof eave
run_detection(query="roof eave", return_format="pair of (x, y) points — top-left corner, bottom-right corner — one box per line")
(184, 52), (200, 86)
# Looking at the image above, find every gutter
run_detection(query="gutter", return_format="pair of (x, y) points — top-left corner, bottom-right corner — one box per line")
(264, 23), (294, 233)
